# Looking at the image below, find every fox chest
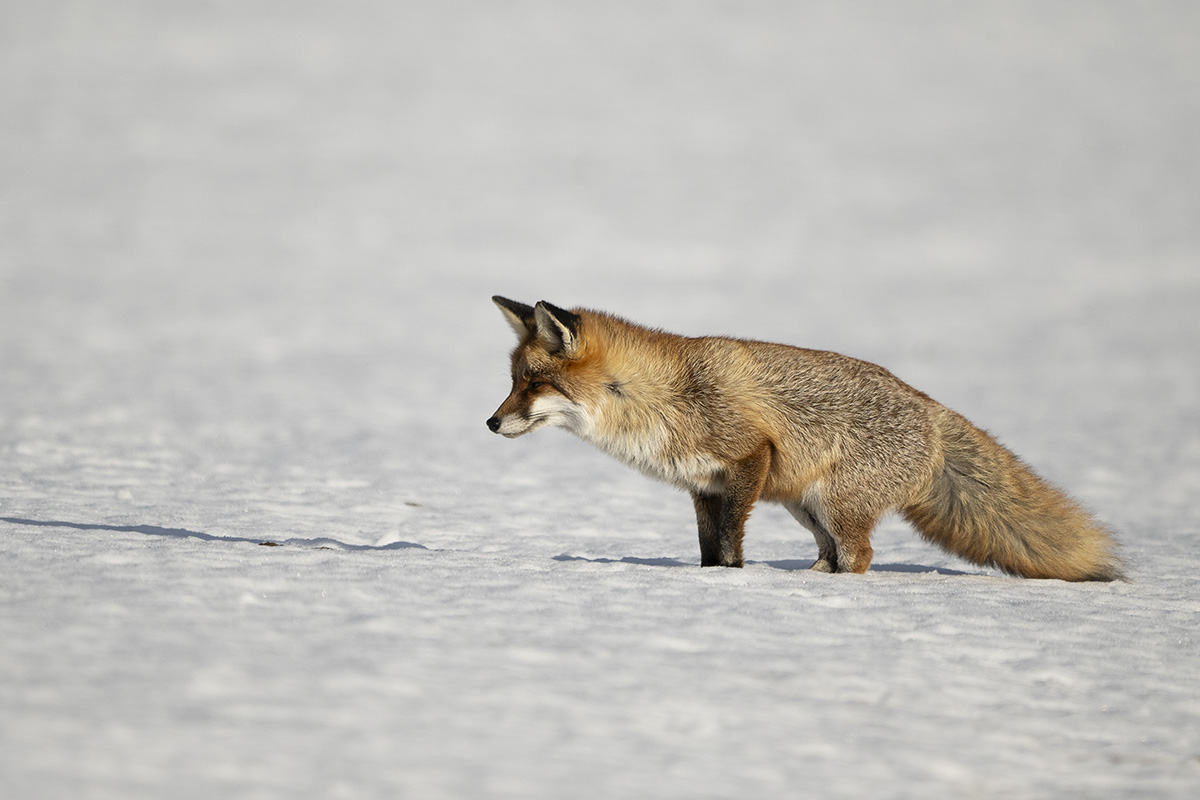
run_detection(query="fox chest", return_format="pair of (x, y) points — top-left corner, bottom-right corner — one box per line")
(584, 428), (725, 494)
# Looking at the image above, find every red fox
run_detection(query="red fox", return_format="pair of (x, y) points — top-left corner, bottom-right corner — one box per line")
(486, 297), (1123, 581)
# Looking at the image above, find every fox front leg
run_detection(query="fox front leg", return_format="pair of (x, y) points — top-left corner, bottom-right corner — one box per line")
(691, 493), (739, 566)
(689, 446), (772, 568)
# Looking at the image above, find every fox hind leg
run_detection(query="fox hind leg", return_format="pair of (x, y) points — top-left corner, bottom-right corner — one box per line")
(784, 502), (839, 572)
(784, 500), (875, 574)
(824, 514), (875, 574)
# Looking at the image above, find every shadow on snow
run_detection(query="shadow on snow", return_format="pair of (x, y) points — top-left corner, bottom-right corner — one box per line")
(3, 517), (969, 572)
(553, 553), (694, 568)
(763, 558), (972, 576)
(554, 553), (971, 576)
(0, 517), (428, 551)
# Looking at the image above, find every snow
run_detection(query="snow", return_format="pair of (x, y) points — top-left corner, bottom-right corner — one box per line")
(2, 2), (1199, 798)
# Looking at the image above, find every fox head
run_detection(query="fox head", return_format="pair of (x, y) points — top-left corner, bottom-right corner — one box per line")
(487, 296), (597, 438)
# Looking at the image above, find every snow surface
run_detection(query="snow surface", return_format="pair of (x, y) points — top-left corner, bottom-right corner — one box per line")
(2, 2), (1199, 798)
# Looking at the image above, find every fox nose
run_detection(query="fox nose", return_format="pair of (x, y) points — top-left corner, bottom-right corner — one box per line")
(486, 416), (501, 433)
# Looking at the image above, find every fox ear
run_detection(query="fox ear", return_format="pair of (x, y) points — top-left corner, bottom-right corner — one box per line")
(493, 296), (536, 338)
(534, 301), (582, 358)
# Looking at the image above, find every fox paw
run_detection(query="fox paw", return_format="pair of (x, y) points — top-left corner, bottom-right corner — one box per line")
(809, 558), (835, 573)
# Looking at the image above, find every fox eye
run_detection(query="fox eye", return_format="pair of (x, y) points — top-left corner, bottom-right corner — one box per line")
(528, 380), (547, 391)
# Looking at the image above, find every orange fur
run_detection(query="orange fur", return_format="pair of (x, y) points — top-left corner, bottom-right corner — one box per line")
(488, 298), (1123, 581)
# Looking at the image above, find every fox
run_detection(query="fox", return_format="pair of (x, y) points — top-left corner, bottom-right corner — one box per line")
(486, 296), (1124, 581)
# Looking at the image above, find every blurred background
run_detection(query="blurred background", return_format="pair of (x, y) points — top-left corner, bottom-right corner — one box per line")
(1, 1), (1197, 552)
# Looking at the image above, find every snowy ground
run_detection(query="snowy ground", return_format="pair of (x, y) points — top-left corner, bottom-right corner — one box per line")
(2, 2), (1199, 798)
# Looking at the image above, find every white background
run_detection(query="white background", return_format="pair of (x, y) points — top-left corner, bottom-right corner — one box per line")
(2, 2), (1198, 797)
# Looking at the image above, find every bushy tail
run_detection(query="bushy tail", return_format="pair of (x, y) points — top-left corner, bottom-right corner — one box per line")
(902, 408), (1124, 581)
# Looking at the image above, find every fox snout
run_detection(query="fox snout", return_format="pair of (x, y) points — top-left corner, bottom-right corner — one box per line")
(487, 393), (526, 436)
(486, 408), (535, 438)
(488, 390), (578, 438)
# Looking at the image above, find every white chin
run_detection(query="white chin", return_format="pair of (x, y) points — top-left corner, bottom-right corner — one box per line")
(500, 417), (550, 438)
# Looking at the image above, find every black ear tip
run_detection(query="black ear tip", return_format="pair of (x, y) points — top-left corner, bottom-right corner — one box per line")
(534, 302), (583, 341)
(494, 296), (536, 323)
(536, 300), (574, 318)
